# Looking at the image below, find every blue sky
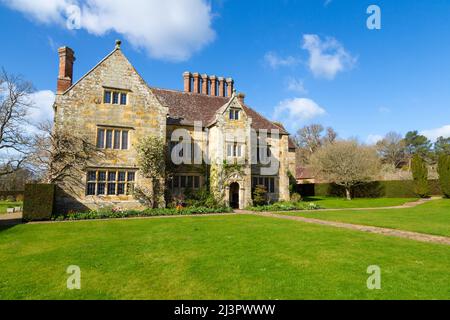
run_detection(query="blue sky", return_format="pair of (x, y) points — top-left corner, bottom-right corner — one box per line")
(1, 0), (450, 143)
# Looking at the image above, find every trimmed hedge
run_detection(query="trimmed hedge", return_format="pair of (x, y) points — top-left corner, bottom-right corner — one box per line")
(23, 184), (55, 221)
(0, 191), (24, 201)
(314, 180), (442, 198)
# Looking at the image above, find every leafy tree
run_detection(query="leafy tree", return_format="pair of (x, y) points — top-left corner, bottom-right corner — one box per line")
(253, 185), (268, 206)
(411, 154), (430, 198)
(435, 136), (450, 156)
(136, 136), (167, 208)
(403, 131), (432, 159)
(310, 140), (380, 200)
(376, 132), (406, 168)
(437, 154), (450, 198)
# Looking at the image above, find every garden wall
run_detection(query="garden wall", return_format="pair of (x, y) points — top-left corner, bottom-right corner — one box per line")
(313, 180), (442, 198)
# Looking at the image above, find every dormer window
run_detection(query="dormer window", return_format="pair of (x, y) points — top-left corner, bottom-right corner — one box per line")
(104, 90), (128, 105)
(229, 109), (240, 120)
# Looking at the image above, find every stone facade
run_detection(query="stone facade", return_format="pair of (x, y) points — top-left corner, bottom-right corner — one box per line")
(53, 43), (295, 212)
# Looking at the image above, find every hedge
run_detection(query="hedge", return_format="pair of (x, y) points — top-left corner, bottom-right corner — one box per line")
(0, 191), (24, 201)
(314, 180), (442, 198)
(23, 184), (55, 221)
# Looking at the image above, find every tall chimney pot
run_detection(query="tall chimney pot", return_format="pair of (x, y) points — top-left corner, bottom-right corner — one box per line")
(210, 75), (217, 96)
(226, 78), (234, 97)
(57, 46), (75, 94)
(201, 74), (209, 95)
(218, 77), (225, 97)
(192, 73), (200, 94)
(183, 72), (192, 92)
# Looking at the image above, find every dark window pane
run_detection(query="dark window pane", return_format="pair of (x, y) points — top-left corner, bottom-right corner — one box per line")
(97, 183), (106, 195)
(180, 176), (186, 188)
(235, 110), (239, 120)
(108, 172), (116, 182)
(252, 177), (258, 188)
(173, 176), (179, 188)
(107, 183), (116, 195)
(127, 172), (135, 182)
(117, 183), (125, 195)
(98, 171), (106, 181)
(114, 130), (121, 149)
(97, 129), (105, 148)
(194, 176), (200, 189)
(120, 93), (127, 105)
(87, 171), (96, 181)
(187, 176), (193, 188)
(264, 178), (269, 189)
(104, 91), (111, 104)
(118, 172), (126, 182)
(106, 130), (113, 149)
(122, 131), (128, 150)
(87, 183), (96, 195)
(229, 110), (234, 120)
(113, 92), (119, 104)
(270, 178), (275, 193)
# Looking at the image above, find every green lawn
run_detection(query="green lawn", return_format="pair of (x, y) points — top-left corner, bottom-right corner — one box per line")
(302, 197), (418, 209)
(0, 201), (22, 214)
(283, 199), (450, 237)
(0, 214), (449, 300)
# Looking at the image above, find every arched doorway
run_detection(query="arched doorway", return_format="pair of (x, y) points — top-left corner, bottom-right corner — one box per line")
(229, 182), (240, 209)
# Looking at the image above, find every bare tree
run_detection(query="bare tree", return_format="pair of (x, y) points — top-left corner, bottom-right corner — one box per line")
(310, 140), (380, 200)
(0, 69), (34, 175)
(28, 121), (101, 187)
(376, 132), (406, 168)
(294, 124), (338, 165)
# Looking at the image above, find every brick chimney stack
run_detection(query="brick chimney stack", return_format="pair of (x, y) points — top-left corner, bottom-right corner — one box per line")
(210, 75), (217, 96)
(183, 72), (191, 92)
(57, 46), (75, 94)
(226, 78), (234, 97)
(192, 73), (200, 94)
(201, 74), (209, 95)
(218, 77), (225, 97)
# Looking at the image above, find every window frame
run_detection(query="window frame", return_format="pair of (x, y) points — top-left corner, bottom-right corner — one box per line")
(86, 169), (137, 196)
(103, 89), (129, 106)
(96, 127), (130, 150)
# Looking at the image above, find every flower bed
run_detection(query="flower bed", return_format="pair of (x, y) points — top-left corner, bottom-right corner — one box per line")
(52, 206), (233, 221)
(247, 202), (321, 212)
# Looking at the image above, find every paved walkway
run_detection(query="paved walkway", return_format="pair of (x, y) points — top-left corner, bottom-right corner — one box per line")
(0, 212), (23, 227)
(237, 198), (450, 246)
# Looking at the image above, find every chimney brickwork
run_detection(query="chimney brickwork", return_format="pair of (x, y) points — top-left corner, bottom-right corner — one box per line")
(182, 72), (234, 97)
(57, 47), (75, 94)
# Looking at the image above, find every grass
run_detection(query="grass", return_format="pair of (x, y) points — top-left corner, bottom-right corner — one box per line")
(301, 197), (418, 209)
(0, 214), (449, 300)
(282, 199), (450, 237)
(0, 201), (22, 214)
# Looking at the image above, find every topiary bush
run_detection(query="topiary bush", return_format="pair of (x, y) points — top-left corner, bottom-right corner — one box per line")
(253, 185), (268, 206)
(411, 154), (430, 198)
(438, 154), (450, 198)
(23, 184), (55, 221)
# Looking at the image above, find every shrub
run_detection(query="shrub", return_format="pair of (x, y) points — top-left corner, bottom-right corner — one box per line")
(253, 185), (268, 206)
(246, 201), (320, 212)
(290, 193), (302, 202)
(411, 154), (430, 198)
(438, 154), (450, 198)
(23, 184), (55, 221)
(6, 195), (16, 202)
(184, 187), (221, 208)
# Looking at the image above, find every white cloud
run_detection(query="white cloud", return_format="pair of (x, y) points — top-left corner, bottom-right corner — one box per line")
(286, 77), (307, 94)
(366, 134), (383, 145)
(1, 0), (215, 61)
(378, 106), (391, 114)
(26, 90), (55, 126)
(273, 98), (326, 131)
(302, 34), (356, 80)
(264, 52), (299, 69)
(421, 125), (450, 142)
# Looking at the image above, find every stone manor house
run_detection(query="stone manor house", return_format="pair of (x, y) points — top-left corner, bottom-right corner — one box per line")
(53, 41), (297, 211)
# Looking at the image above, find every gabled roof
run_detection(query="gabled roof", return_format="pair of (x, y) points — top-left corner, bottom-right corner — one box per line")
(152, 88), (288, 134)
